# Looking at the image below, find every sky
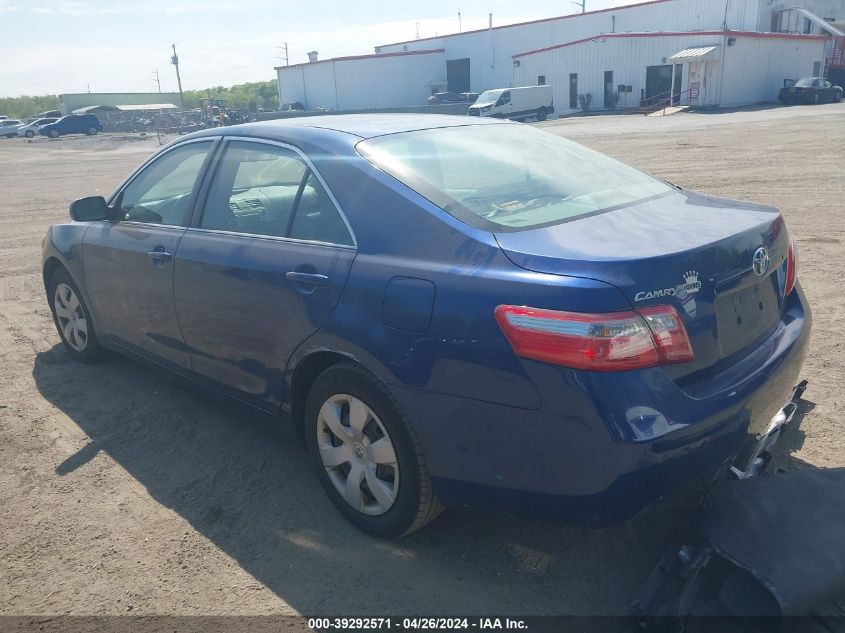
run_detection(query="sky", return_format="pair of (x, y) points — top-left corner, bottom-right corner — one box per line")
(0, 0), (643, 98)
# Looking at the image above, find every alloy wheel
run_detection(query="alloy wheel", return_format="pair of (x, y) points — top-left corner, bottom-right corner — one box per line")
(53, 283), (88, 352)
(316, 394), (399, 515)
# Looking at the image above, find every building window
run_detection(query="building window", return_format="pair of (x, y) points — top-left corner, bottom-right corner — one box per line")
(569, 73), (578, 109)
(538, 75), (546, 86)
(804, 18), (813, 34)
(813, 61), (821, 76)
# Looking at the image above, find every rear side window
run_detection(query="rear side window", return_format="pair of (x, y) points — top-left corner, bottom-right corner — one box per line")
(357, 124), (671, 232)
(200, 140), (353, 246)
(115, 141), (213, 226)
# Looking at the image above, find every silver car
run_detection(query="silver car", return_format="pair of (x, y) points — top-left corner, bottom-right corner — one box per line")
(0, 119), (25, 138)
(17, 117), (58, 138)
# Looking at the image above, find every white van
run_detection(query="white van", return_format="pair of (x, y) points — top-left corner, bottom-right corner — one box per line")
(467, 85), (554, 121)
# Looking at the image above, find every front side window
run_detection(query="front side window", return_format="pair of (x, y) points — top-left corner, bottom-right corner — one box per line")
(115, 141), (212, 225)
(497, 91), (511, 106)
(200, 141), (353, 246)
(357, 123), (672, 232)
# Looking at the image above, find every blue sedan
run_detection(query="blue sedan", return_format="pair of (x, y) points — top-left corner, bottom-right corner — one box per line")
(42, 115), (809, 537)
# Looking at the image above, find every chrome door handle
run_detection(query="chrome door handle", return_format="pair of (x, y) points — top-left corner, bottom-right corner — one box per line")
(285, 271), (329, 286)
(147, 249), (173, 262)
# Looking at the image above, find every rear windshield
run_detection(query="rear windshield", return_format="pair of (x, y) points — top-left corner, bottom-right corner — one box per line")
(357, 123), (672, 232)
(793, 78), (815, 87)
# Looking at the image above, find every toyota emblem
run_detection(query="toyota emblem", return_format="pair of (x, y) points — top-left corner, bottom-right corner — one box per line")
(752, 246), (769, 277)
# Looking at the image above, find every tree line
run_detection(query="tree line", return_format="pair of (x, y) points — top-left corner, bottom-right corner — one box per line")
(0, 79), (279, 119)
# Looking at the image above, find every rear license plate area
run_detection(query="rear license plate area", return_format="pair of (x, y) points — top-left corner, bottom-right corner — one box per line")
(715, 278), (780, 358)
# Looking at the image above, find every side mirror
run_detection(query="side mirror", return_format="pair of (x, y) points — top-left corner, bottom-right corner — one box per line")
(69, 196), (109, 222)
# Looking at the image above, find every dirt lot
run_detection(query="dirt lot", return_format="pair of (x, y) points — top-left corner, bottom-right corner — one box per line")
(1, 104), (843, 617)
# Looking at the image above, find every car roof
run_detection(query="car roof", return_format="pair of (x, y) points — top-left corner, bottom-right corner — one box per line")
(201, 113), (510, 141)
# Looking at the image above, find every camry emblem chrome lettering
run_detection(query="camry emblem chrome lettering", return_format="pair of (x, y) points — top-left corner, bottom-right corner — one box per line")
(752, 247), (769, 277)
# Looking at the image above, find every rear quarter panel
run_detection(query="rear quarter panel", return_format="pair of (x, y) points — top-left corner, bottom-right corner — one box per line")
(285, 139), (631, 410)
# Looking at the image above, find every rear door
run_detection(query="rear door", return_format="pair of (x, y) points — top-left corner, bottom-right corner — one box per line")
(83, 139), (216, 368)
(173, 138), (356, 409)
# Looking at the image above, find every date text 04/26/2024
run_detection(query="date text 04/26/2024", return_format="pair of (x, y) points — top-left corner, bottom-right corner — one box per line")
(308, 618), (528, 630)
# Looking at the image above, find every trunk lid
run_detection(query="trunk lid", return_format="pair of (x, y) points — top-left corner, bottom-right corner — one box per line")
(494, 190), (790, 378)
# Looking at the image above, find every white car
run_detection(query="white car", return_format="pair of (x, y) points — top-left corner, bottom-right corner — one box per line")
(0, 119), (25, 138)
(17, 117), (58, 138)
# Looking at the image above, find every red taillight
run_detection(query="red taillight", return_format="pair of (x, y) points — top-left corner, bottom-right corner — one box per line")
(784, 231), (798, 297)
(494, 304), (693, 372)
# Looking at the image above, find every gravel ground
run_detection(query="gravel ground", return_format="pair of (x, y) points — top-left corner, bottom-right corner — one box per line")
(0, 103), (843, 617)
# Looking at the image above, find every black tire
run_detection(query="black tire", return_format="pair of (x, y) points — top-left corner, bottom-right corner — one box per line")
(86, 126), (98, 135)
(537, 107), (548, 121)
(813, 93), (820, 105)
(25, 130), (34, 138)
(304, 362), (444, 537)
(836, 92), (842, 103)
(49, 129), (59, 138)
(47, 267), (105, 363)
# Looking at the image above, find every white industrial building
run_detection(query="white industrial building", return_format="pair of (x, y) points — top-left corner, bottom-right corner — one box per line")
(276, 0), (845, 113)
(513, 31), (826, 110)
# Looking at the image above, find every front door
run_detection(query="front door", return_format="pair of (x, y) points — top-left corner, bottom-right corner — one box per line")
(645, 64), (674, 105)
(83, 140), (215, 368)
(604, 70), (614, 108)
(174, 139), (356, 409)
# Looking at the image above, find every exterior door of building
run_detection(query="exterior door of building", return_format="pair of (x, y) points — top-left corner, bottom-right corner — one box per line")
(446, 58), (471, 93)
(604, 70), (614, 108)
(645, 64), (673, 105)
(672, 64), (683, 104)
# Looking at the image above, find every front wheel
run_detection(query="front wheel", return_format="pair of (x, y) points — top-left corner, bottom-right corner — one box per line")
(537, 108), (548, 121)
(86, 126), (98, 135)
(813, 93), (820, 105)
(305, 363), (444, 537)
(25, 130), (34, 138)
(48, 268), (104, 362)
(836, 92), (842, 103)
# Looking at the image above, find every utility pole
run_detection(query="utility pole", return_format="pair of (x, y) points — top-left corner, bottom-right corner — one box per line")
(152, 68), (161, 93)
(170, 43), (184, 109)
(415, 22), (420, 39)
(458, 11), (462, 33)
(276, 42), (289, 66)
(572, 0), (585, 13)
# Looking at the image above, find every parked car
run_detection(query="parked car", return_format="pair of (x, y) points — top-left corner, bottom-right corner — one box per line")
(43, 115), (809, 537)
(468, 85), (555, 120)
(426, 92), (468, 105)
(38, 114), (102, 138)
(0, 119), (25, 137)
(17, 117), (58, 138)
(778, 77), (843, 104)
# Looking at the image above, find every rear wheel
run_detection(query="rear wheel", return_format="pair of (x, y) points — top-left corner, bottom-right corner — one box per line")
(47, 268), (104, 362)
(836, 92), (842, 103)
(813, 93), (820, 105)
(25, 130), (34, 138)
(305, 363), (443, 537)
(49, 129), (59, 138)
